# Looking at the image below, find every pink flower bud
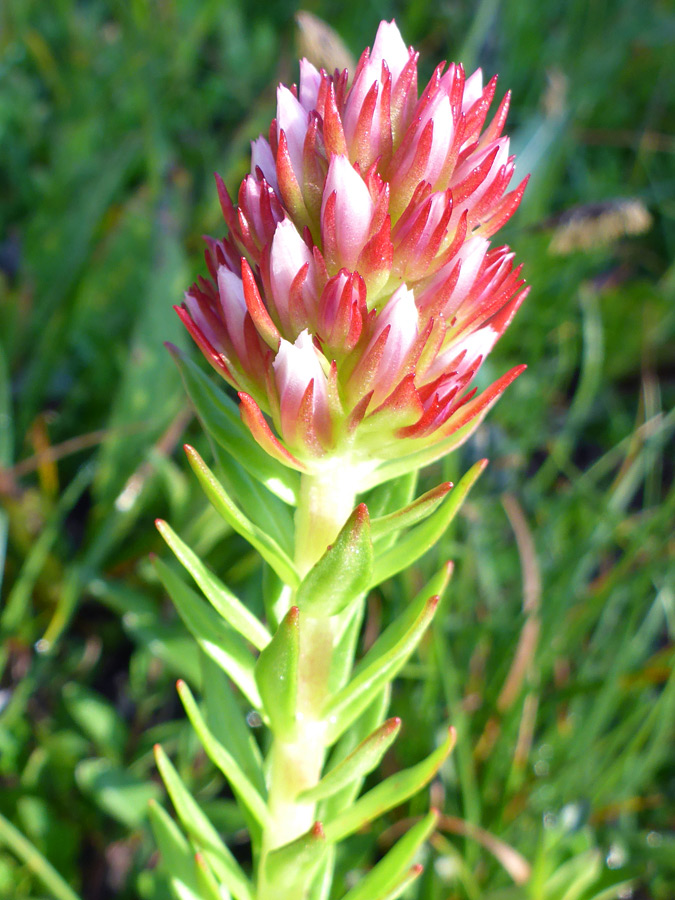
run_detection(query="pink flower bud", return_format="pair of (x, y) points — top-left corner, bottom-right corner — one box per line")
(268, 219), (316, 335)
(273, 330), (330, 450)
(321, 155), (375, 272)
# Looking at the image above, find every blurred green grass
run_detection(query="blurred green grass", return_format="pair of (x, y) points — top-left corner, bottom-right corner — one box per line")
(0, 0), (673, 898)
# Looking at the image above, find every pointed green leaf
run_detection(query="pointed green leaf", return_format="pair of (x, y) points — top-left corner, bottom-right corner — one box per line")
(300, 718), (401, 803)
(152, 556), (261, 709)
(147, 800), (204, 900)
(329, 598), (368, 694)
(153, 745), (253, 900)
(341, 811), (437, 900)
(210, 437), (294, 554)
(177, 680), (272, 830)
(201, 655), (266, 797)
(323, 729), (455, 843)
(0, 810), (82, 900)
(371, 460), (487, 586)
(195, 852), (232, 900)
(171, 346), (299, 504)
(156, 519), (270, 650)
(295, 505), (373, 617)
(323, 591), (443, 744)
(322, 686), (392, 818)
(254, 606), (300, 739)
(263, 822), (328, 895)
(185, 445), (300, 587)
(370, 482), (453, 542)
(367, 865), (424, 900)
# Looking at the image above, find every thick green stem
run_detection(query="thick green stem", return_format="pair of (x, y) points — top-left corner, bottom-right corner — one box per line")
(256, 467), (358, 900)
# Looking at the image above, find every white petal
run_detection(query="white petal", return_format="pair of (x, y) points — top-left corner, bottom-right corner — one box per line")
(370, 285), (418, 395)
(299, 59), (322, 110)
(276, 85), (308, 182)
(217, 267), (248, 359)
(321, 155), (374, 269)
(251, 137), (278, 192)
(462, 68), (484, 112)
(371, 19), (410, 84)
(270, 219), (314, 328)
(273, 329), (328, 426)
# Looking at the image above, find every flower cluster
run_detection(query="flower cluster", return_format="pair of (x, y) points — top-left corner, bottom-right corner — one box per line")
(178, 20), (528, 481)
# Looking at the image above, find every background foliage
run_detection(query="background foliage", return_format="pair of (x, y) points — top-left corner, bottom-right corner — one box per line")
(0, 0), (673, 897)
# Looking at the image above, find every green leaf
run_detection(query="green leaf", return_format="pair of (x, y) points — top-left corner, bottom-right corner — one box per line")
(154, 744), (253, 900)
(323, 729), (455, 843)
(299, 718), (401, 803)
(341, 811), (437, 900)
(377, 866), (425, 900)
(152, 556), (261, 708)
(295, 505), (373, 618)
(148, 800), (205, 900)
(170, 346), (299, 505)
(62, 683), (128, 763)
(201, 655), (266, 796)
(370, 482), (453, 542)
(0, 810), (82, 900)
(156, 519), (270, 650)
(263, 822), (328, 896)
(254, 606), (300, 739)
(194, 853), (229, 900)
(75, 758), (160, 828)
(323, 589), (444, 744)
(370, 459), (487, 586)
(176, 679), (272, 830)
(184, 445), (300, 587)
(322, 686), (392, 819)
(210, 438), (294, 555)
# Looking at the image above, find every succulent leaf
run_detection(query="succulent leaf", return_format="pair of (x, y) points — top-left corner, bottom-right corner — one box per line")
(254, 606), (300, 739)
(152, 557), (261, 708)
(295, 504), (373, 617)
(156, 519), (271, 650)
(340, 810), (437, 900)
(323, 730), (455, 842)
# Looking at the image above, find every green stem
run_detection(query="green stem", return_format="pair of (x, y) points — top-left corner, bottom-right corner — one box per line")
(257, 467), (358, 900)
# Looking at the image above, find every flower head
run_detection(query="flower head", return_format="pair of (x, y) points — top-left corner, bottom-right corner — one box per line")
(178, 20), (528, 488)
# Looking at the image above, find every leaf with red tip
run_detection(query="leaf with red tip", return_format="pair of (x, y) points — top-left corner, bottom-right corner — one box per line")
(372, 459), (486, 586)
(300, 717), (402, 803)
(370, 481), (453, 541)
(295, 504), (373, 618)
(480, 175), (529, 237)
(240, 259), (280, 350)
(340, 811), (437, 900)
(168, 346), (298, 504)
(323, 81), (349, 157)
(254, 606), (299, 739)
(464, 74), (498, 144)
(214, 172), (239, 234)
(174, 305), (238, 384)
(238, 392), (307, 474)
(452, 144), (499, 205)
(263, 821), (328, 895)
(440, 365), (526, 439)
(323, 588), (444, 743)
(479, 89), (511, 148)
(276, 130), (310, 226)
(362, 373), (424, 433)
(323, 731), (455, 841)
(150, 751), (254, 900)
